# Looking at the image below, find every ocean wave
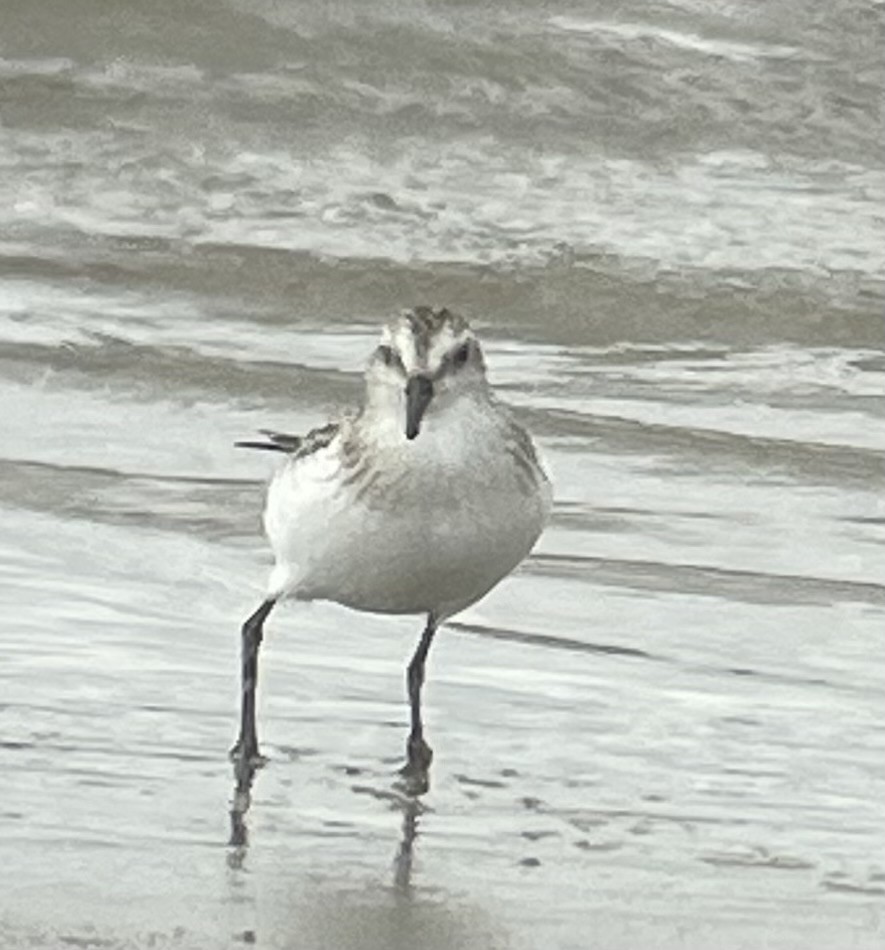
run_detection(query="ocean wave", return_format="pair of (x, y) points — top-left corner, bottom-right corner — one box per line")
(548, 16), (805, 63)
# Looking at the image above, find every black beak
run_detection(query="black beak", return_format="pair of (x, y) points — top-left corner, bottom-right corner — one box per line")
(405, 374), (434, 440)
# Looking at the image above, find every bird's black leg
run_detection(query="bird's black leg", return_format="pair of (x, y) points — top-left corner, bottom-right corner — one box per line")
(229, 599), (275, 847)
(231, 598), (275, 769)
(399, 613), (438, 795)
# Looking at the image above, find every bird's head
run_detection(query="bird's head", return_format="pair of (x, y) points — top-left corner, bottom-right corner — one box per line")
(365, 306), (488, 440)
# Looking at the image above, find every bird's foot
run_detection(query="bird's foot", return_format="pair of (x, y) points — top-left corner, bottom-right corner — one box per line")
(396, 736), (433, 797)
(228, 739), (266, 850)
(229, 738), (268, 772)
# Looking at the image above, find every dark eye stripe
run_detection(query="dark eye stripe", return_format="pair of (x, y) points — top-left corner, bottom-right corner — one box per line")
(376, 344), (403, 369)
(452, 342), (471, 367)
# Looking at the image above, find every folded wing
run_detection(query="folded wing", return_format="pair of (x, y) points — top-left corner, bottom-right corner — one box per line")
(235, 422), (340, 459)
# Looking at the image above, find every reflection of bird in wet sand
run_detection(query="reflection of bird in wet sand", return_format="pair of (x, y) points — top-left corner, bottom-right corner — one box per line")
(393, 794), (422, 894)
(229, 307), (551, 839)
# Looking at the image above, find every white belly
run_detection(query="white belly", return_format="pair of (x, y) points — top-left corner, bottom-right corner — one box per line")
(311, 487), (546, 617)
(262, 417), (550, 619)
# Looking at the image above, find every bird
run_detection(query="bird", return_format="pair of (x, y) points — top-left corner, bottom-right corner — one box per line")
(231, 306), (552, 797)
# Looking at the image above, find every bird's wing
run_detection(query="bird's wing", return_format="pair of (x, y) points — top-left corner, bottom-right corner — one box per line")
(235, 421), (341, 458)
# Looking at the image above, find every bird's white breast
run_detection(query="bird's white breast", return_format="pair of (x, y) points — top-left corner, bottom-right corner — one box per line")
(263, 401), (550, 619)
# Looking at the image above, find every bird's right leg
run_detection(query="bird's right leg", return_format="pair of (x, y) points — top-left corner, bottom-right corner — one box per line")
(228, 598), (276, 848)
(230, 598), (275, 769)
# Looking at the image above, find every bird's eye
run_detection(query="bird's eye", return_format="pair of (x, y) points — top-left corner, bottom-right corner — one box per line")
(452, 342), (471, 368)
(377, 345), (398, 367)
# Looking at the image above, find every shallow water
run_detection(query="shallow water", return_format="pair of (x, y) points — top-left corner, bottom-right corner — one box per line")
(1, 1), (884, 948)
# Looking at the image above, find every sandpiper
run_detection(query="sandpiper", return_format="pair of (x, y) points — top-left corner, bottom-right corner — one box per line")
(232, 306), (551, 796)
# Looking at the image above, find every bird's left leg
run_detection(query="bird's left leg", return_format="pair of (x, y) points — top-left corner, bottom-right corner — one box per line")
(399, 613), (438, 794)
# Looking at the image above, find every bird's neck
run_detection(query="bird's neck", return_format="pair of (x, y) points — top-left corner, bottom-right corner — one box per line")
(358, 393), (498, 453)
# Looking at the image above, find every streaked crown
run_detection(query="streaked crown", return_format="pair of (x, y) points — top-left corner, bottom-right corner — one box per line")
(375, 306), (485, 378)
(365, 306), (488, 439)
